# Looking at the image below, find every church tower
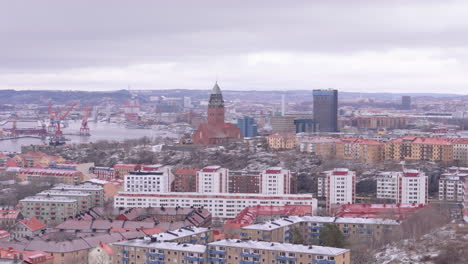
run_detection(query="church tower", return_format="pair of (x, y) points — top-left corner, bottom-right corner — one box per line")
(207, 82), (225, 129)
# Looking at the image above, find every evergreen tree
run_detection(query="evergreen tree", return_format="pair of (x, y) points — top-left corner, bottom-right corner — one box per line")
(319, 223), (347, 248)
(290, 227), (306, 244)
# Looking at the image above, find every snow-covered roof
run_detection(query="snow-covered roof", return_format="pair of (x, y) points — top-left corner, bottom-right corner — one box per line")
(113, 240), (206, 253)
(20, 196), (77, 203)
(209, 240), (349, 256)
(150, 226), (209, 240)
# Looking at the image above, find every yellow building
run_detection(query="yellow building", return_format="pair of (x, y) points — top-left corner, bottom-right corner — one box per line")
(335, 138), (384, 163)
(112, 239), (351, 264)
(385, 137), (454, 163)
(240, 216), (399, 244)
(266, 133), (296, 150)
(113, 241), (207, 264)
(208, 240), (351, 264)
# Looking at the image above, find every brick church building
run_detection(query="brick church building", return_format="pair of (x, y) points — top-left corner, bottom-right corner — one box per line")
(192, 82), (242, 144)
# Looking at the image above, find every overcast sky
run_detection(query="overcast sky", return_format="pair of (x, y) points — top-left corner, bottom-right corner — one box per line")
(0, 0), (467, 94)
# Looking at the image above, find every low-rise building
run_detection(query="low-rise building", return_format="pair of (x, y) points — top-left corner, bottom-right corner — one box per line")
(112, 238), (351, 264)
(112, 240), (207, 264)
(114, 192), (317, 219)
(333, 203), (426, 220)
(17, 168), (83, 185)
(298, 136), (337, 158)
(335, 138), (384, 163)
(52, 183), (104, 208)
(36, 190), (92, 214)
(266, 133), (296, 150)
(11, 217), (46, 240)
(207, 239), (350, 264)
(0, 210), (23, 230)
(240, 215), (399, 244)
(89, 166), (115, 180)
(17, 196), (78, 225)
(0, 248), (53, 264)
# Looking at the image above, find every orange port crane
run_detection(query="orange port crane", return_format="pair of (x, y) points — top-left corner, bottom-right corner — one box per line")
(48, 102), (77, 145)
(80, 105), (90, 136)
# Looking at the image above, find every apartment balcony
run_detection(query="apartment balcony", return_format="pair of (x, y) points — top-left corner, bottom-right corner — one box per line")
(146, 252), (165, 259)
(240, 261), (260, 264)
(313, 260), (336, 264)
(276, 256), (297, 262)
(206, 257), (226, 263)
(184, 256), (204, 262)
(207, 250), (226, 255)
(146, 261), (165, 264)
(121, 250), (129, 254)
(240, 253), (260, 258)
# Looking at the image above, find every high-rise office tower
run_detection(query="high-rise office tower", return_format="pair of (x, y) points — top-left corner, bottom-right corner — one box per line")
(237, 116), (258, 138)
(313, 89), (338, 132)
(401, 96), (411, 110)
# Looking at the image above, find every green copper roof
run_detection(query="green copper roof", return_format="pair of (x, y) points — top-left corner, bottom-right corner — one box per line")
(212, 82), (222, 94)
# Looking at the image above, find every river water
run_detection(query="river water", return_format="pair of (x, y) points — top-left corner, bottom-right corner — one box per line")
(0, 121), (158, 153)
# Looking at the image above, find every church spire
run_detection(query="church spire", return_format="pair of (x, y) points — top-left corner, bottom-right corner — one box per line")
(212, 81), (222, 95)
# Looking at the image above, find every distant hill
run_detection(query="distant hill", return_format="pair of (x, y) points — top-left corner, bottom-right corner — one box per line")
(0, 89), (466, 105)
(0, 89), (132, 105)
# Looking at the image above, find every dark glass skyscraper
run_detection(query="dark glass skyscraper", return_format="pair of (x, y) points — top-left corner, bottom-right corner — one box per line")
(313, 89), (338, 132)
(401, 96), (411, 110)
(237, 116), (258, 138)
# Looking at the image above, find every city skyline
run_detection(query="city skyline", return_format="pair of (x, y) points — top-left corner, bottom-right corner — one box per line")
(1, 0), (467, 94)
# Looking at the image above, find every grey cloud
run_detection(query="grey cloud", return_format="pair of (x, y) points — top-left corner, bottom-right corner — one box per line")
(0, 0), (467, 93)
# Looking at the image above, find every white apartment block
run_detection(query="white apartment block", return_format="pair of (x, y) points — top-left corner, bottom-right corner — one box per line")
(318, 168), (356, 210)
(376, 170), (428, 204)
(376, 172), (399, 200)
(439, 167), (468, 202)
(259, 167), (292, 195)
(464, 178), (468, 222)
(114, 192), (317, 219)
(124, 165), (174, 193)
(196, 166), (229, 193)
(398, 170), (428, 205)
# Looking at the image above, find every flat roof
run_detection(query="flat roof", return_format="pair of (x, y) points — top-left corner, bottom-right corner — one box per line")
(53, 184), (103, 191)
(20, 196), (77, 203)
(241, 215), (399, 231)
(116, 192), (314, 199)
(209, 240), (348, 256)
(37, 190), (91, 197)
(113, 240), (206, 253)
(150, 226), (209, 241)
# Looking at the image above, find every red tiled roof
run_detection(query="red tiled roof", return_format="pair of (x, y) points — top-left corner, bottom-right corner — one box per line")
(0, 248), (53, 264)
(389, 137), (453, 145)
(0, 229), (9, 239)
(333, 203), (426, 220)
(19, 217), (46, 231)
(99, 242), (113, 255)
(225, 205), (312, 229)
(5, 158), (19, 167)
(0, 210), (20, 220)
(337, 138), (383, 145)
